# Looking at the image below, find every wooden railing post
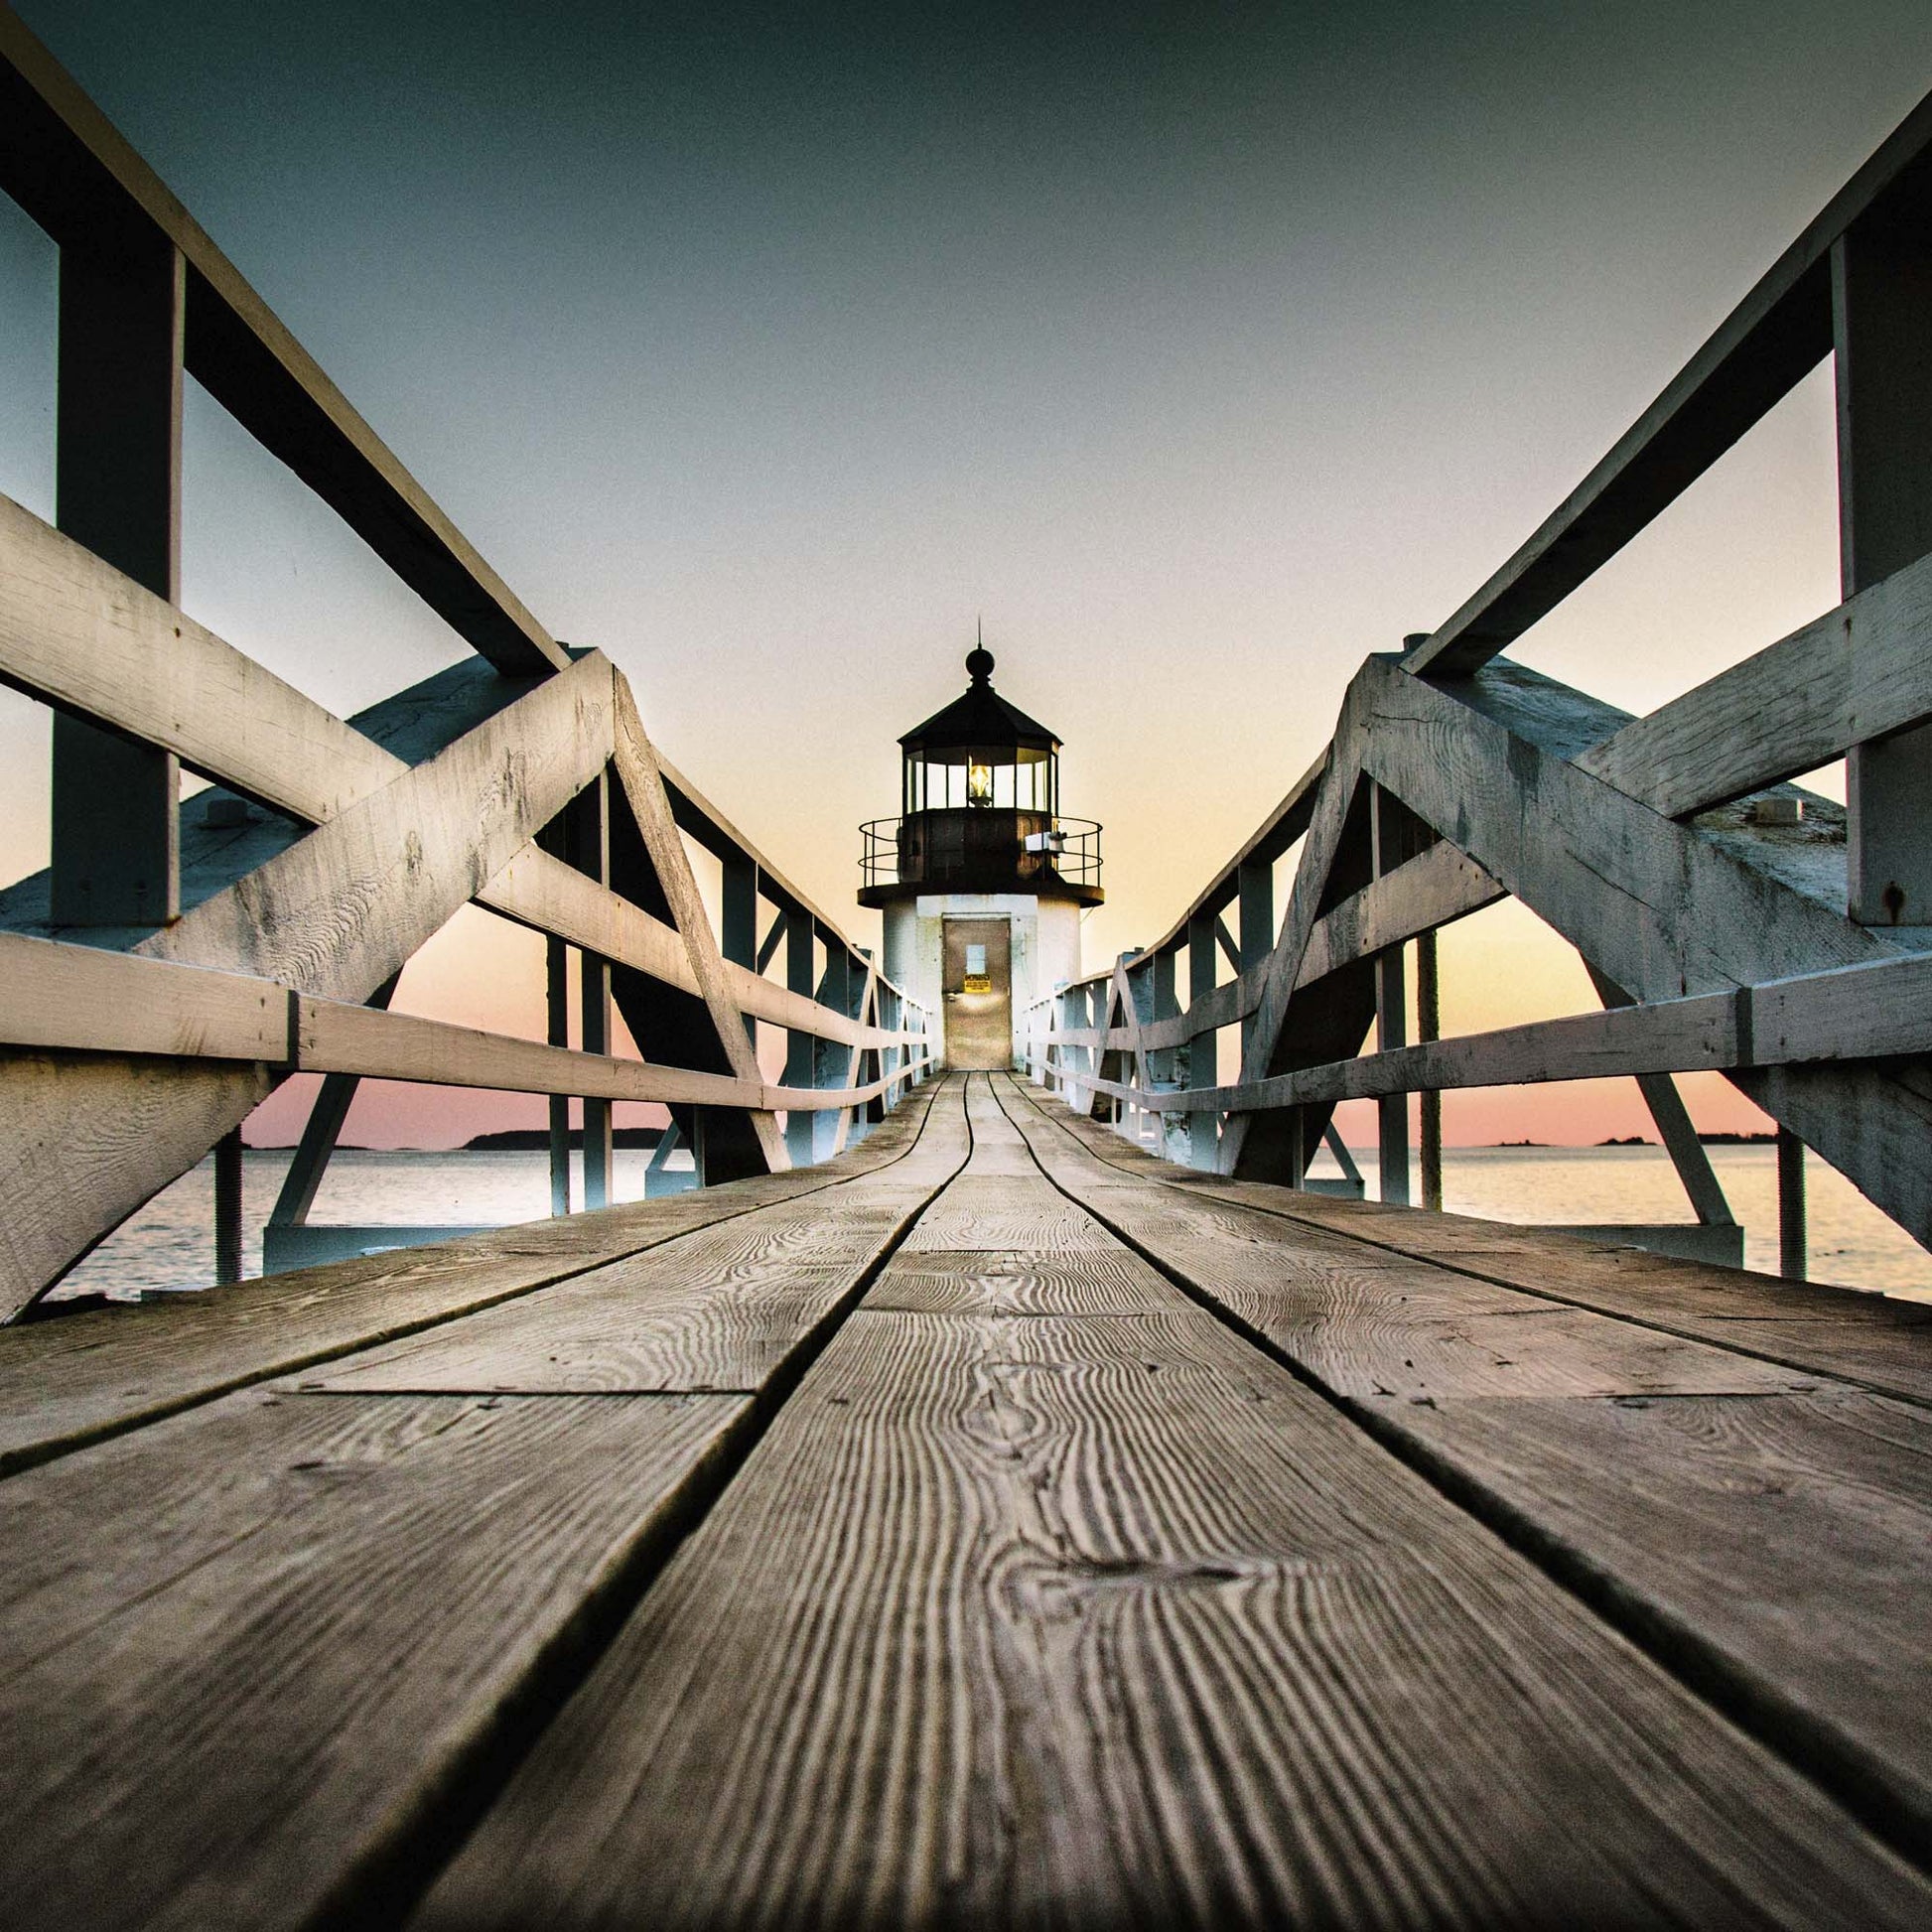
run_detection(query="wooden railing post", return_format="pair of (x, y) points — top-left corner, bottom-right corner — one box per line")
(1150, 947), (1190, 1164)
(1121, 955), (1155, 1143)
(1371, 784), (1411, 1204)
(1835, 201), (1932, 927)
(213, 1129), (243, 1285)
(1778, 1127), (1809, 1280)
(572, 775), (614, 1210)
(1237, 857), (1273, 1054)
(784, 916), (816, 1165)
(1186, 911), (1218, 1171)
(812, 950), (850, 1160)
(722, 855), (759, 1045)
(1416, 928), (1443, 1211)
(545, 931), (572, 1214)
(51, 229), (182, 928)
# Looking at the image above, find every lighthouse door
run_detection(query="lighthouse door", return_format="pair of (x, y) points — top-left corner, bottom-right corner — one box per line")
(941, 917), (1013, 1069)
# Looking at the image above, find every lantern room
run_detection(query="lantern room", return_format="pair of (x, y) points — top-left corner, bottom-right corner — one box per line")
(859, 640), (1101, 1071)
(860, 644), (1102, 910)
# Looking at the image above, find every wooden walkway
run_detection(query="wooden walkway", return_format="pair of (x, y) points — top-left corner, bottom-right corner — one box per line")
(0, 1072), (1927, 1929)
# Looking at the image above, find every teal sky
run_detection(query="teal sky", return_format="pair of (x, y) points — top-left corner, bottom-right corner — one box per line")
(4, 1), (1931, 1144)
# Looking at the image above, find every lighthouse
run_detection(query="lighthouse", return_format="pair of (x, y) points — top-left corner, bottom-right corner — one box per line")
(860, 642), (1102, 1069)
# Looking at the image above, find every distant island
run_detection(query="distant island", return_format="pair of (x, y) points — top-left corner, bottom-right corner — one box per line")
(462, 1127), (667, 1152)
(1597, 1136), (1652, 1147)
(1696, 1131), (1777, 1145)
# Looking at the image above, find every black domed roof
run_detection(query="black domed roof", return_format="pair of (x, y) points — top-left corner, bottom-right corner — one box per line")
(899, 647), (1059, 760)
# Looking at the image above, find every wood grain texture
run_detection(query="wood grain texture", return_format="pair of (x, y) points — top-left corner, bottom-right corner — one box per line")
(0, 1081), (940, 1472)
(0, 653), (617, 1319)
(999, 1076), (1932, 1861)
(289, 1196), (936, 1395)
(609, 682), (787, 1171)
(1001, 1086), (1814, 1403)
(1210, 1192), (1932, 1407)
(0, 1084), (965, 1932)
(1353, 658), (1932, 1250)
(421, 1083), (1929, 1929)
(484, 843), (920, 1051)
(1387, 1390), (1932, 1849)
(0, 930), (287, 1059)
(0, 488), (399, 816)
(1006, 1075), (1932, 1403)
(863, 1248), (1173, 1316)
(1578, 543), (1932, 817)
(0, 1388), (743, 1932)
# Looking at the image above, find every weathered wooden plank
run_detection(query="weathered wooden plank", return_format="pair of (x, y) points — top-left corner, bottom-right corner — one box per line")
(296, 996), (759, 1109)
(285, 1086), (969, 1394)
(0, 1388), (742, 1932)
(0, 489), (398, 818)
(1160, 984), (1744, 1115)
(143, 650), (614, 990)
(895, 1174), (1122, 1252)
(0, 521), (910, 1061)
(1004, 1076), (1932, 1406)
(1001, 1088), (1813, 1403)
(609, 684), (786, 1173)
(1578, 545), (1932, 818)
(859, 1247), (1171, 1315)
(1084, 843), (1499, 1063)
(423, 1081), (1930, 1929)
(1751, 950), (1932, 1063)
(0, 1081), (939, 1475)
(1351, 656), (1932, 1248)
(0, 1085), (967, 1932)
(0, 931), (286, 1060)
(485, 844), (918, 1051)
(1387, 1389), (1932, 1851)
(995, 1075), (1932, 1859)
(0, 654), (619, 1319)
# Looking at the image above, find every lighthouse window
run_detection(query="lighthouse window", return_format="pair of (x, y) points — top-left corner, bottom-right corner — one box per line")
(966, 944), (987, 977)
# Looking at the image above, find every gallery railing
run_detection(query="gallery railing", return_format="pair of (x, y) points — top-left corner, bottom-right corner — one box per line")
(859, 812), (1102, 898)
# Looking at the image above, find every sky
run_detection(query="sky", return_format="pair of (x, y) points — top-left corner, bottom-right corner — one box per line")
(4, 0), (1932, 1146)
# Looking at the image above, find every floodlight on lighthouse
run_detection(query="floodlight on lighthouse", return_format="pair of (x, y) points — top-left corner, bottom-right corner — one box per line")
(968, 760), (994, 806)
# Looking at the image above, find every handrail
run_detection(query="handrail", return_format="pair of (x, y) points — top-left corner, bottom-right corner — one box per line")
(1029, 80), (1932, 1279)
(0, 9), (929, 1317)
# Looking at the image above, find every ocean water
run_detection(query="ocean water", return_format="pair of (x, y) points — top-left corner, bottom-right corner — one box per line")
(1322, 1143), (1932, 1303)
(43, 1141), (1932, 1306)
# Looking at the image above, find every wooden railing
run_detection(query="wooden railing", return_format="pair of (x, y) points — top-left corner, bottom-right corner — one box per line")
(1031, 81), (1932, 1283)
(0, 8), (927, 1318)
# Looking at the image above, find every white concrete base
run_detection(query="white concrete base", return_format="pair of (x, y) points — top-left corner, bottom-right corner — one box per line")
(882, 892), (1084, 1068)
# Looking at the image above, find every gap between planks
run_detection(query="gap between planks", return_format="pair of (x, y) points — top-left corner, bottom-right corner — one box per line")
(993, 1074), (1932, 1874)
(414, 1075), (1929, 1930)
(0, 1078), (974, 1932)
(0, 1082), (940, 1475)
(1005, 1076), (1932, 1410)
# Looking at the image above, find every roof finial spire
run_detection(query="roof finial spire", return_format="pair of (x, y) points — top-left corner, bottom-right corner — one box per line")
(966, 617), (994, 685)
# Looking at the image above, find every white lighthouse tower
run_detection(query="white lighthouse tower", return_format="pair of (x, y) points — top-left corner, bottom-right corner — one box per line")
(860, 642), (1102, 1068)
